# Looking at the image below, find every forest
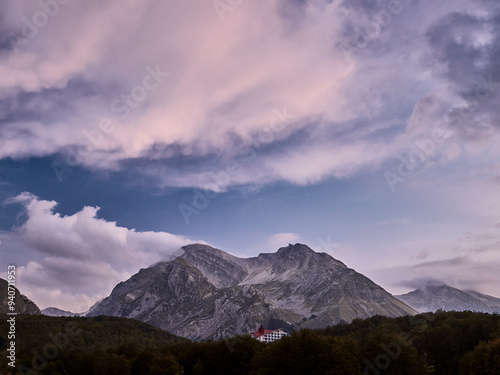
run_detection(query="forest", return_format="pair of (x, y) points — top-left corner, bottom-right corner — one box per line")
(0, 311), (499, 374)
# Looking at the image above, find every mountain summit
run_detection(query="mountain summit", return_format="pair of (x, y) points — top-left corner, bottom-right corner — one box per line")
(89, 243), (416, 340)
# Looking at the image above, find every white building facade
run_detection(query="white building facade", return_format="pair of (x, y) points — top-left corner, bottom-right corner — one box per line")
(251, 325), (291, 343)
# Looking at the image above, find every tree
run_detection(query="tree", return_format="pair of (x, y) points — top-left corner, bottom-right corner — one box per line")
(460, 338), (500, 375)
(149, 353), (184, 375)
(251, 329), (360, 374)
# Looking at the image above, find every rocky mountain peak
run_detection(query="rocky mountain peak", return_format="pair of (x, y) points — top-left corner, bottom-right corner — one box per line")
(90, 243), (416, 340)
(180, 243), (248, 288)
(181, 243), (223, 255)
(276, 243), (316, 257)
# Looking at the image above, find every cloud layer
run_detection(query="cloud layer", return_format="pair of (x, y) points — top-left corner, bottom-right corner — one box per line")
(369, 219), (500, 297)
(0, 0), (498, 191)
(1, 193), (195, 311)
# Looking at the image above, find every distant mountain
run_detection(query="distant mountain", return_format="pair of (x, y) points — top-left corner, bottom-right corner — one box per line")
(42, 300), (102, 317)
(42, 307), (78, 317)
(396, 284), (500, 313)
(0, 278), (41, 315)
(89, 243), (416, 340)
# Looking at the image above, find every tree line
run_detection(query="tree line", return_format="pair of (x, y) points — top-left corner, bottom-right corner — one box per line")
(0, 311), (499, 374)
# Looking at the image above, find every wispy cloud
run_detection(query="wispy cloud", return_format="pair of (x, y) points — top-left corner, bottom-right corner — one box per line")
(371, 229), (500, 297)
(0, 1), (498, 191)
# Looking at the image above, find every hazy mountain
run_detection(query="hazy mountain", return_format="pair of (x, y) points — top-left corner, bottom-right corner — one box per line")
(0, 278), (41, 315)
(42, 307), (78, 317)
(42, 299), (103, 317)
(396, 284), (500, 313)
(89, 243), (416, 340)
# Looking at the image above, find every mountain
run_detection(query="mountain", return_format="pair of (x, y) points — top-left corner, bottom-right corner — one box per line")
(396, 284), (500, 313)
(89, 243), (416, 340)
(42, 307), (78, 317)
(42, 300), (102, 317)
(0, 278), (41, 315)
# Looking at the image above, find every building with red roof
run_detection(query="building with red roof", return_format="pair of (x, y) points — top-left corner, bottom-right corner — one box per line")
(250, 324), (291, 343)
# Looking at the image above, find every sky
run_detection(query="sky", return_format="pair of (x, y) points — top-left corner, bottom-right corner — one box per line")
(0, 0), (499, 312)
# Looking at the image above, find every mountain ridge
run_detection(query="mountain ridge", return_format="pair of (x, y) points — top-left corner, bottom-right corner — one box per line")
(396, 284), (500, 313)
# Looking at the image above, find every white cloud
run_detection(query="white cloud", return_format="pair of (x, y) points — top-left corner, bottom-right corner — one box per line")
(0, 192), (198, 311)
(0, 1), (354, 166)
(266, 232), (302, 251)
(4, 0), (497, 190)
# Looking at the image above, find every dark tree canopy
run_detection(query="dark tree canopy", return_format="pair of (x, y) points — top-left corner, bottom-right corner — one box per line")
(1, 311), (499, 375)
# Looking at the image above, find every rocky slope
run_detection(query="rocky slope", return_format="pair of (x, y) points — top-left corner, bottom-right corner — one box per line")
(89, 243), (416, 340)
(0, 278), (41, 314)
(396, 284), (500, 313)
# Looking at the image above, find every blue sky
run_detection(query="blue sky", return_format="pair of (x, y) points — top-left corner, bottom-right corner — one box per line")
(1, 0), (500, 311)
